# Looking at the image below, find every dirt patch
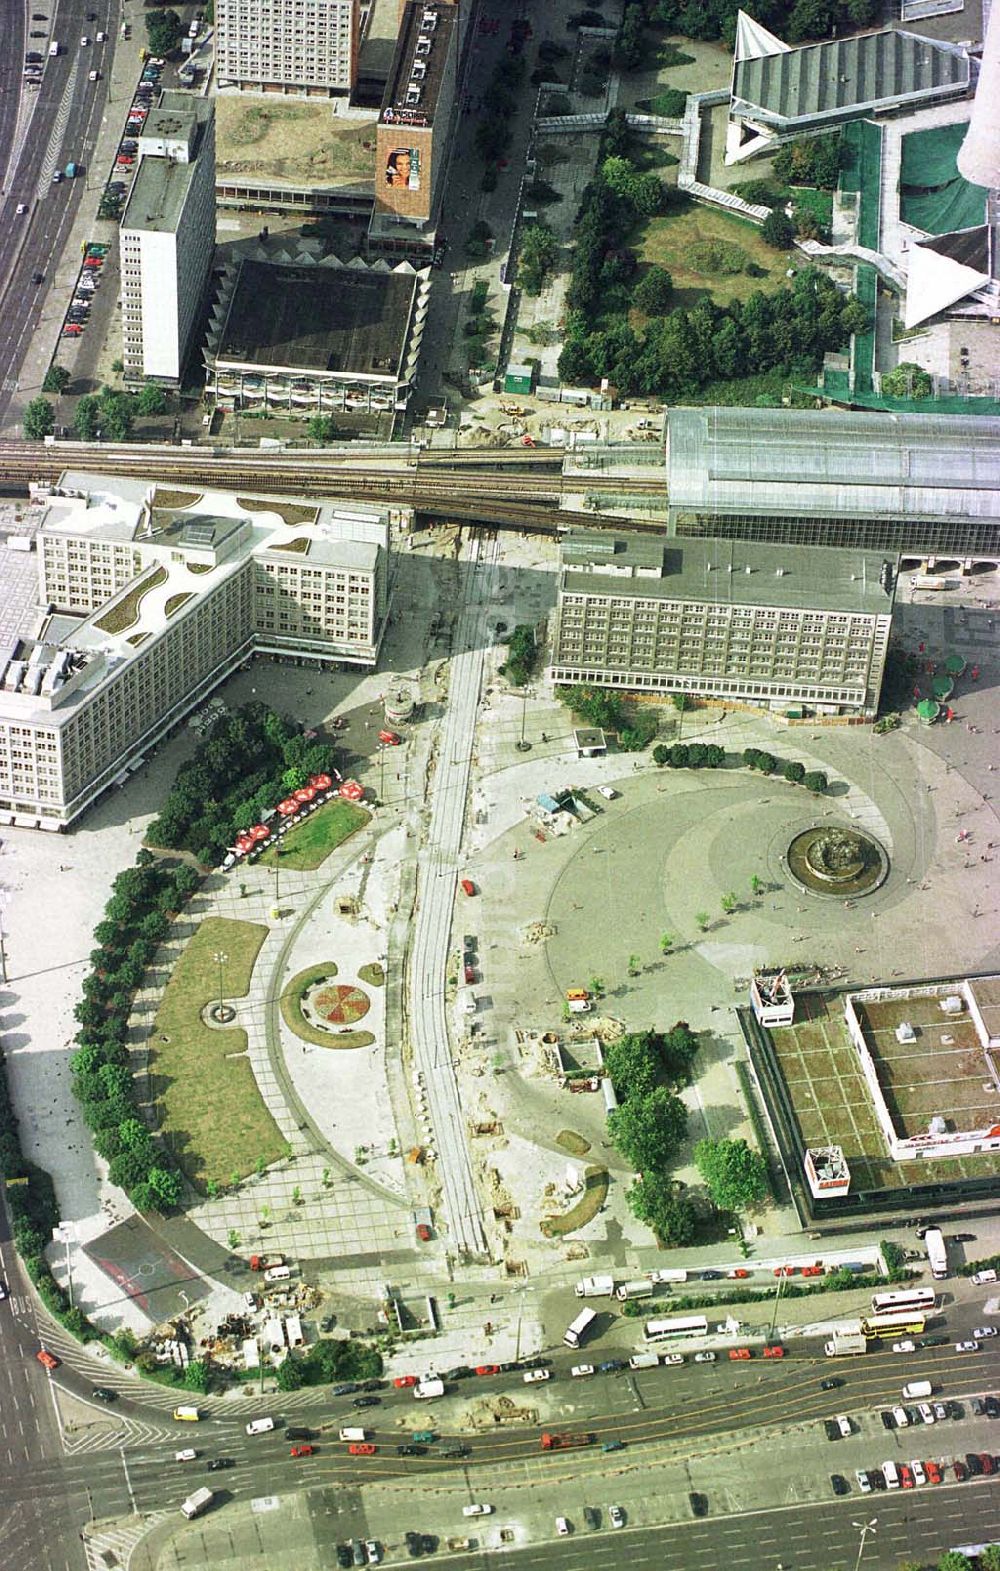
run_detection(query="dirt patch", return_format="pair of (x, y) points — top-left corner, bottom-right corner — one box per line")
(216, 98), (378, 188)
(540, 1166), (609, 1237)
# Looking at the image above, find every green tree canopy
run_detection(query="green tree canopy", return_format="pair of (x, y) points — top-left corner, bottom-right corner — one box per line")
(136, 381), (168, 416)
(42, 365), (72, 394)
(694, 1137), (769, 1212)
(607, 1086), (688, 1172)
(634, 265), (674, 315)
(23, 397), (55, 440)
(761, 210), (795, 249)
(146, 8), (182, 53)
(626, 1177), (700, 1244)
(519, 223), (559, 295)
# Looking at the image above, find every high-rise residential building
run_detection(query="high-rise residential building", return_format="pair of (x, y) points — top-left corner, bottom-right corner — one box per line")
(0, 475), (396, 831)
(120, 95), (216, 386)
(216, 0), (359, 96)
(370, 0), (459, 250)
(549, 531), (896, 720)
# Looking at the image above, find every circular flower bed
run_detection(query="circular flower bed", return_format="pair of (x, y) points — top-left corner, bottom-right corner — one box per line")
(309, 982), (370, 1026)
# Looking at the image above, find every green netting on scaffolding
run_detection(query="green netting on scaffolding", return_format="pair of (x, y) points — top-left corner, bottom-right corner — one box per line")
(899, 123), (988, 236)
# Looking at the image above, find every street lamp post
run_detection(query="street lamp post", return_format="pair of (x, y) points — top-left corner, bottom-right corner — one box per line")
(768, 1266), (785, 1341)
(516, 685), (532, 752)
(852, 1517), (877, 1571)
(213, 950), (228, 1021)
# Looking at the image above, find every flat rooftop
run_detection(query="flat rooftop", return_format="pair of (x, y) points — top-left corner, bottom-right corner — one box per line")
(854, 988), (999, 1140)
(733, 29), (969, 124)
(770, 994), (998, 1190)
(380, 0), (456, 127)
(666, 406), (1000, 521)
(561, 532), (897, 615)
(215, 258), (417, 376)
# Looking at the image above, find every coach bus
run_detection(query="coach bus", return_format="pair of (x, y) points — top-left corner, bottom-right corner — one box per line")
(870, 1287), (936, 1316)
(644, 1315), (709, 1342)
(860, 1311), (927, 1340)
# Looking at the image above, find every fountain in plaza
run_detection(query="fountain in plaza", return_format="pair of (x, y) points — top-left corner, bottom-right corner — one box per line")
(786, 824), (888, 898)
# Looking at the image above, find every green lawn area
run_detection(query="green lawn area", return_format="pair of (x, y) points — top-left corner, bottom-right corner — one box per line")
(260, 800), (370, 872)
(280, 962), (375, 1049)
(636, 204), (783, 308)
(540, 1166), (609, 1236)
(150, 916), (285, 1190)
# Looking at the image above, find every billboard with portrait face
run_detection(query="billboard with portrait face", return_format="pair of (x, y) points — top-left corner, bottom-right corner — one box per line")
(385, 146), (420, 190)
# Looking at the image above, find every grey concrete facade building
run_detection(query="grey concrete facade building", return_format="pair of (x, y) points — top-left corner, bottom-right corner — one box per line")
(120, 96), (216, 385)
(548, 531), (896, 720)
(0, 475), (395, 831)
(216, 0), (359, 96)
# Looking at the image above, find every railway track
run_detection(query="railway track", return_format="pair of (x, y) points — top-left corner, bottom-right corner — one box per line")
(0, 441), (667, 534)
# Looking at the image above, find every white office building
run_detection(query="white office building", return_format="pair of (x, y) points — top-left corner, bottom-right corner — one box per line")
(120, 95), (216, 385)
(216, 0), (359, 97)
(0, 474), (397, 830)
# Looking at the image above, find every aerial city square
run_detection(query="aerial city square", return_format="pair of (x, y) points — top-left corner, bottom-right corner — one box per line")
(0, 0), (999, 1567)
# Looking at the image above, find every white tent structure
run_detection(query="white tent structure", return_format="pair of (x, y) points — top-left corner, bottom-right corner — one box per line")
(903, 228), (993, 328)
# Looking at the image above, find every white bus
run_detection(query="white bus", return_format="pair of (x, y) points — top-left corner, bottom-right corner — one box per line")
(563, 1307), (597, 1349)
(644, 1315), (709, 1342)
(870, 1287), (935, 1315)
(924, 1228), (947, 1280)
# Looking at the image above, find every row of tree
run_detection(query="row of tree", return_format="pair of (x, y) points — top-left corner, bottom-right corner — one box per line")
(147, 702), (336, 867)
(605, 1028), (701, 1245)
(23, 381), (169, 443)
(501, 624), (537, 687)
(71, 858), (203, 1211)
(652, 741), (828, 794)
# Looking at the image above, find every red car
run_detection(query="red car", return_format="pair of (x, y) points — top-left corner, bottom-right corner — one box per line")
(463, 963), (475, 984)
(290, 1444), (315, 1458)
(475, 1364), (500, 1377)
(800, 1265), (823, 1278)
(727, 1269), (750, 1279)
(348, 1443), (376, 1456)
(728, 1348), (752, 1361)
(773, 1266), (796, 1278)
(393, 1375), (418, 1389)
(460, 879), (476, 897)
(762, 1345), (785, 1359)
(378, 730), (401, 746)
(954, 1460), (968, 1482)
(62, 325), (82, 336)
(899, 1464), (914, 1490)
(415, 1222), (431, 1242)
(36, 1349), (60, 1371)
(925, 1460), (942, 1484)
(980, 1454), (996, 1476)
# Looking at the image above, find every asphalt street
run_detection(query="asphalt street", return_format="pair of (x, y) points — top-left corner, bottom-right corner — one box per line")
(0, 0), (117, 425)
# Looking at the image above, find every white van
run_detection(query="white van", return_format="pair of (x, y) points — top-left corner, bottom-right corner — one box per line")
(246, 1416), (275, 1436)
(264, 1265), (291, 1282)
(597, 786), (619, 800)
(339, 1427), (367, 1442)
(415, 1378), (444, 1400)
(971, 1268), (998, 1285)
(629, 1352), (659, 1370)
(902, 1380), (933, 1400)
(882, 1461), (900, 1490)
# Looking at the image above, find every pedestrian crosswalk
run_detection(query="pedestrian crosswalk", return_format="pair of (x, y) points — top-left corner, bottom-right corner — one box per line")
(83, 1511), (168, 1571)
(64, 1416), (168, 1455)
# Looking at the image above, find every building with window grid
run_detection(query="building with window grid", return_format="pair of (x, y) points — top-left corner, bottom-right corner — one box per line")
(216, 0), (359, 96)
(665, 407), (1000, 561)
(549, 531), (896, 720)
(0, 474), (395, 831)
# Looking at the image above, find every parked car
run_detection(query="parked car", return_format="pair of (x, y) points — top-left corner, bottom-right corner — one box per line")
(855, 1470), (872, 1495)
(91, 1388), (118, 1403)
(973, 1326), (997, 1339)
(608, 1505), (624, 1528)
(36, 1349), (60, 1370)
(830, 1475), (849, 1496)
(822, 1378), (844, 1392)
(956, 1341), (979, 1353)
(694, 1351), (716, 1364)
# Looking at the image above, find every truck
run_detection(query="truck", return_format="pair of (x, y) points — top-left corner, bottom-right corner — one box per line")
(49, 39), (59, 54)
(445, 1539), (472, 1552)
(414, 1378), (445, 1400)
(824, 1331), (868, 1358)
(249, 1253), (284, 1272)
(563, 1307), (597, 1350)
(575, 1275), (615, 1299)
(924, 1227), (948, 1280)
(180, 1487), (214, 1520)
(971, 1268), (998, 1285)
(650, 1268), (689, 1285)
(565, 988), (591, 1013)
(540, 1431), (595, 1451)
(615, 1279), (654, 1301)
(64, 162), (78, 179)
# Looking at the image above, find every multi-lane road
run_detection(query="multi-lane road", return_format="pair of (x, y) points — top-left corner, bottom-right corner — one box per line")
(0, 0), (118, 426)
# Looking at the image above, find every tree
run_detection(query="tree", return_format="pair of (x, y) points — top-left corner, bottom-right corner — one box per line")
(976, 1550), (1000, 1571)
(277, 1356), (304, 1391)
(652, 744), (670, 767)
(626, 1177), (700, 1244)
(882, 361), (933, 400)
(803, 770), (828, 794)
(73, 394), (100, 441)
(601, 1031), (659, 1101)
(42, 365), (71, 394)
(519, 223), (559, 295)
(694, 1137), (769, 1212)
(147, 1166), (181, 1209)
(661, 1021), (698, 1083)
(659, 933), (673, 954)
(761, 210), (794, 249)
(608, 1087), (688, 1172)
(136, 381), (167, 416)
(23, 397), (55, 440)
(720, 891), (737, 914)
(695, 910), (711, 931)
(669, 743), (689, 768)
(97, 386), (135, 441)
(146, 8), (182, 54)
(183, 1359), (211, 1393)
(783, 760), (805, 784)
(308, 414), (339, 442)
(937, 1556), (973, 1571)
